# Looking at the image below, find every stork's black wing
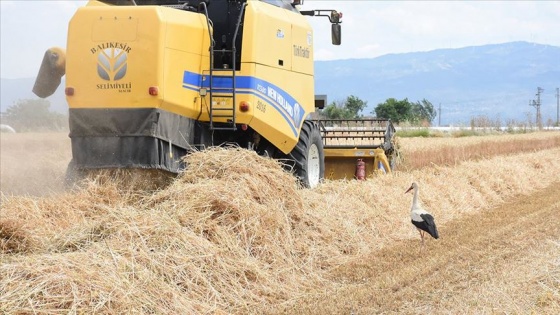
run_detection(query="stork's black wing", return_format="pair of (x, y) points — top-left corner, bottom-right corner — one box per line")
(419, 213), (439, 239)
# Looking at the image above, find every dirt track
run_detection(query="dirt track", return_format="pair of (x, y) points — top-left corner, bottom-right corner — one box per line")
(273, 183), (560, 314)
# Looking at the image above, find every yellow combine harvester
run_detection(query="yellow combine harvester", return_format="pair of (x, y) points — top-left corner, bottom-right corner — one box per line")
(33, 0), (395, 188)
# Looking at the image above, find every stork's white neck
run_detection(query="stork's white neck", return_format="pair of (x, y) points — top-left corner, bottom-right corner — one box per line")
(411, 186), (419, 210)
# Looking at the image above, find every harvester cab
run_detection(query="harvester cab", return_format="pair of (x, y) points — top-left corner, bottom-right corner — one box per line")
(33, 0), (394, 188)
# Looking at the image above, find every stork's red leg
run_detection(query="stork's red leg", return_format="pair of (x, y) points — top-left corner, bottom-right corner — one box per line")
(417, 229), (425, 246)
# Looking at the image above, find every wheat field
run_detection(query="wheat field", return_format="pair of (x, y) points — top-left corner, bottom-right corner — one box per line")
(1, 131), (560, 314)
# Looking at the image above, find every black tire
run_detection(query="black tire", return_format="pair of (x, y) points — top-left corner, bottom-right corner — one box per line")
(289, 120), (325, 188)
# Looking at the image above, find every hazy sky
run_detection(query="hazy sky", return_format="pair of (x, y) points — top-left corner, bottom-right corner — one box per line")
(1, 0), (559, 79)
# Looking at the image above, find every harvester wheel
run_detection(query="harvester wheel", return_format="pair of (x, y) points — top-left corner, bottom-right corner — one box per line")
(289, 120), (325, 188)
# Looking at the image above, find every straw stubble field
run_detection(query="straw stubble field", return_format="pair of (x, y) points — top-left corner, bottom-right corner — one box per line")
(1, 131), (560, 314)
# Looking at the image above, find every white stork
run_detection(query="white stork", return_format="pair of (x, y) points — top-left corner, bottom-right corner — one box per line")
(405, 182), (439, 247)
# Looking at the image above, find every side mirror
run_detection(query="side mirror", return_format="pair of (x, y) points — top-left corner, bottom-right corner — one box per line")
(331, 23), (341, 45)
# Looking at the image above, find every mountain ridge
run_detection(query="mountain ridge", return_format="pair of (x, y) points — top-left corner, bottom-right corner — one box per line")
(314, 41), (560, 125)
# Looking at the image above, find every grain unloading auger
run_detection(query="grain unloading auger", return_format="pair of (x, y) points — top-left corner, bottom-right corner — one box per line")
(33, 0), (395, 188)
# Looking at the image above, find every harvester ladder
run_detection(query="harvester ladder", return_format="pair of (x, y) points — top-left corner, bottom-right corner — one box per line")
(202, 2), (247, 131)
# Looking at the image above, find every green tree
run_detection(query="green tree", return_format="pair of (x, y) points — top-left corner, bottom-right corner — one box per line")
(373, 98), (413, 124)
(345, 95), (367, 118)
(322, 95), (367, 119)
(323, 100), (348, 119)
(4, 99), (67, 132)
(374, 98), (437, 125)
(411, 99), (437, 125)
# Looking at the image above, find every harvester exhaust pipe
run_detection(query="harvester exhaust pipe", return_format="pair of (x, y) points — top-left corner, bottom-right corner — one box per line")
(32, 47), (66, 98)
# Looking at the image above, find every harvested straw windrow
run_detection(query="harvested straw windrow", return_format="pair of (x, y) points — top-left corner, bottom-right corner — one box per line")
(0, 148), (316, 314)
(2, 146), (560, 314)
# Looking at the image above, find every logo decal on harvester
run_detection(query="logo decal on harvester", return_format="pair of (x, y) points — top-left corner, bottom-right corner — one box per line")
(91, 42), (132, 92)
(97, 48), (127, 81)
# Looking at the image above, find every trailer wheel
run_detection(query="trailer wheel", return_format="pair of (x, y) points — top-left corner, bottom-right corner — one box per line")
(289, 120), (325, 188)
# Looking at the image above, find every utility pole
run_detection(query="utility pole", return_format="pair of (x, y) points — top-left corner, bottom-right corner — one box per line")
(438, 103), (441, 126)
(530, 87), (543, 130)
(556, 88), (560, 127)
(536, 87), (543, 129)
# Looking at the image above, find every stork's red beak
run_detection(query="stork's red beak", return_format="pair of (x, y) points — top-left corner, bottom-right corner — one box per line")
(405, 186), (413, 194)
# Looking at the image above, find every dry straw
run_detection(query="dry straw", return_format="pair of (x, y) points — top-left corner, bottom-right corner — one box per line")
(2, 142), (560, 314)
(397, 131), (560, 170)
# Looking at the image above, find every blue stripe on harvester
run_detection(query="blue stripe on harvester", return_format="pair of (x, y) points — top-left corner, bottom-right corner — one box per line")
(182, 70), (305, 136)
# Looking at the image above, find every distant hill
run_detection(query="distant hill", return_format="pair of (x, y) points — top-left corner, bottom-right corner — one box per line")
(2, 41), (559, 125)
(315, 41), (560, 125)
